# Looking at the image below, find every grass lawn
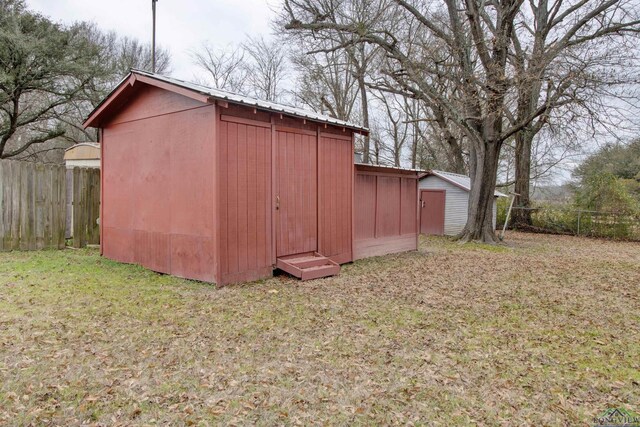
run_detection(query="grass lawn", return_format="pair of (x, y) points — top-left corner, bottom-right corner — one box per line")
(0, 232), (639, 426)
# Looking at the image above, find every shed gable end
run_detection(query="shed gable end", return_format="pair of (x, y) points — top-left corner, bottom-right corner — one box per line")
(104, 83), (209, 127)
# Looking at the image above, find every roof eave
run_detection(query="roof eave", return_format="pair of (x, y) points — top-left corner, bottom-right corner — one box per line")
(83, 72), (215, 129)
(85, 69), (369, 133)
(130, 70), (369, 133)
(421, 170), (505, 197)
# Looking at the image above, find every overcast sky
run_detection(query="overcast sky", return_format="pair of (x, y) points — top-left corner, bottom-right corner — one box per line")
(27, 0), (278, 80)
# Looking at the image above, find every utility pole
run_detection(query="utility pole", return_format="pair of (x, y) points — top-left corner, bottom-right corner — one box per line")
(152, 0), (158, 73)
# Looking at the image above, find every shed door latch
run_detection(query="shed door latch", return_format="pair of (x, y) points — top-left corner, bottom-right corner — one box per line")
(276, 195), (280, 210)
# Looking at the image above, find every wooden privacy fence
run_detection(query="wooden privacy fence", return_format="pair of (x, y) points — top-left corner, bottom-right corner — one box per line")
(71, 167), (100, 248)
(0, 159), (100, 251)
(0, 160), (66, 250)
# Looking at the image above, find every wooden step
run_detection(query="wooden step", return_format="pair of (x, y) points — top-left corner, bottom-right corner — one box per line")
(276, 252), (340, 280)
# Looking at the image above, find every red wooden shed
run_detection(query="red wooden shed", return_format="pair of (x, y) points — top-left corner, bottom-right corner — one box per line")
(84, 70), (419, 285)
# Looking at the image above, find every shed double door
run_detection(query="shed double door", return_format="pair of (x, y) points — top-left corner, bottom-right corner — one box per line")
(275, 129), (318, 257)
(420, 189), (445, 235)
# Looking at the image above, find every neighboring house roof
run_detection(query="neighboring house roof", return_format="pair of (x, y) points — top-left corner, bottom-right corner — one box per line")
(420, 170), (508, 197)
(84, 69), (368, 133)
(63, 142), (100, 161)
(64, 142), (99, 151)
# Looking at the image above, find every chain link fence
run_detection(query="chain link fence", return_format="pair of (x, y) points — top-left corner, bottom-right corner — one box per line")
(497, 205), (640, 241)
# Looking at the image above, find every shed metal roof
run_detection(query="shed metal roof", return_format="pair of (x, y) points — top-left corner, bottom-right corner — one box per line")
(421, 170), (508, 197)
(355, 162), (423, 176)
(85, 69), (368, 133)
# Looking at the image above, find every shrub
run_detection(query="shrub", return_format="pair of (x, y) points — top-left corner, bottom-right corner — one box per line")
(574, 172), (640, 216)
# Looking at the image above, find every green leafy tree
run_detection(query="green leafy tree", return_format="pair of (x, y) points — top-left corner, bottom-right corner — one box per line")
(574, 139), (640, 202)
(0, 0), (100, 159)
(575, 172), (639, 215)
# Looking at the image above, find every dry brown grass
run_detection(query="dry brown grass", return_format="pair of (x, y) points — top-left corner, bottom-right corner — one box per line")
(0, 232), (639, 426)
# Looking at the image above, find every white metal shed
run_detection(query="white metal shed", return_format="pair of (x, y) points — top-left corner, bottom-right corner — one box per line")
(418, 170), (507, 236)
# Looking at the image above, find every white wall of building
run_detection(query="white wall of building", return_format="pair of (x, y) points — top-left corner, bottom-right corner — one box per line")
(419, 176), (497, 236)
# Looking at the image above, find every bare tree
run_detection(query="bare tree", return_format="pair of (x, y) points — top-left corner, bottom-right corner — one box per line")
(281, 0), (640, 242)
(507, 1), (640, 226)
(371, 91), (410, 166)
(242, 36), (288, 102)
(282, 0), (381, 162)
(191, 43), (248, 93)
(111, 35), (171, 76)
(290, 42), (359, 121)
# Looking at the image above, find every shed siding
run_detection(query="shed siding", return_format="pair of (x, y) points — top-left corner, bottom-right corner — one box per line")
(102, 98), (217, 281)
(275, 129), (318, 257)
(216, 118), (273, 285)
(318, 134), (353, 264)
(419, 176), (467, 235)
(107, 84), (206, 126)
(419, 176), (498, 235)
(354, 167), (418, 260)
(94, 76), (372, 285)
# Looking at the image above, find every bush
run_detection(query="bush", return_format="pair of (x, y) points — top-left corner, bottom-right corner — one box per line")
(495, 196), (510, 228)
(574, 172), (640, 216)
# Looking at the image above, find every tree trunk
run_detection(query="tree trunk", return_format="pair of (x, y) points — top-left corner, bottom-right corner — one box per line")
(358, 73), (371, 163)
(432, 105), (465, 173)
(411, 119), (418, 169)
(457, 140), (501, 243)
(512, 130), (533, 226)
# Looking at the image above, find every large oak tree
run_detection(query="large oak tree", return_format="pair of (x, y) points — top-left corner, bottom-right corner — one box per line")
(281, 0), (640, 242)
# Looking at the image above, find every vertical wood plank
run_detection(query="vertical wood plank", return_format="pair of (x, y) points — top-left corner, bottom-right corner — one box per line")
(237, 123), (248, 273)
(247, 124), (257, 270)
(53, 165), (63, 249)
(43, 165), (53, 249)
(60, 165), (67, 248)
(92, 169), (101, 244)
(219, 120), (229, 275)
(35, 163), (45, 249)
(10, 161), (20, 250)
(19, 162), (29, 250)
(227, 122), (239, 274)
